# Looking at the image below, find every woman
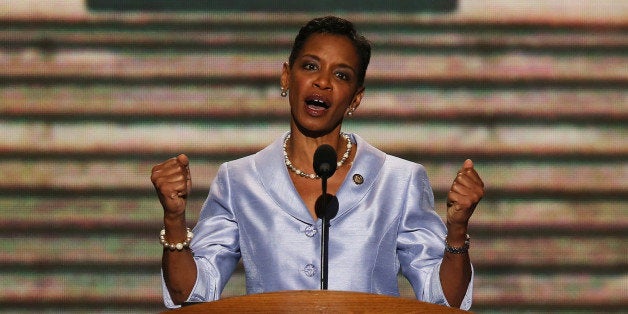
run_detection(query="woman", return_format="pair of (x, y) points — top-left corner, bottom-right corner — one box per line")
(151, 16), (484, 310)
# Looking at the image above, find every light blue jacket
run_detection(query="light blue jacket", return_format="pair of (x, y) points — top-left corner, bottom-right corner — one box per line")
(163, 132), (473, 309)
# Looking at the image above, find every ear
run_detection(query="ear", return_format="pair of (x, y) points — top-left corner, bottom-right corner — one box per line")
(280, 62), (290, 90)
(349, 86), (365, 111)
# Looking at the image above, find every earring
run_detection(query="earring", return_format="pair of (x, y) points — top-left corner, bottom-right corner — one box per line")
(281, 88), (287, 97)
(347, 107), (355, 117)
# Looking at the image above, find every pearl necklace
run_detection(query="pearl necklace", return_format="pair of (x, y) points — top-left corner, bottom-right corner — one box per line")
(283, 132), (352, 179)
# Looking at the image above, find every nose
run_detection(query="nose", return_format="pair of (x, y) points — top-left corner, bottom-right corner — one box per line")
(313, 72), (332, 90)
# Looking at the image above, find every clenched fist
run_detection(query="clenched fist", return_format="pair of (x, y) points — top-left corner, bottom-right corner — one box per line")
(446, 159), (484, 228)
(151, 154), (192, 219)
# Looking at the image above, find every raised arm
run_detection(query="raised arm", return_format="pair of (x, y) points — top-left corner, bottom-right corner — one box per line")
(151, 154), (197, 305)
(440, 159), (484, 307)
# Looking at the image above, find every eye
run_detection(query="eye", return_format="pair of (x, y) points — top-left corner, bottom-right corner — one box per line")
(335, 71), (351, 81)
(303, 62), (318, 71)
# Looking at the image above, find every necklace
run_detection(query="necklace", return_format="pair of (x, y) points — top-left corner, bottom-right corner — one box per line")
(283, 132), (352, 179)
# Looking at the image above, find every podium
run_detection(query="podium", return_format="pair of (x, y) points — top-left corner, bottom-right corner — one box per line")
(165, 290), (470, 313)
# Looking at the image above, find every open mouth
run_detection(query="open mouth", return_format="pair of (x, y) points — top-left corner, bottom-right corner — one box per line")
(305, 95), (330, 110)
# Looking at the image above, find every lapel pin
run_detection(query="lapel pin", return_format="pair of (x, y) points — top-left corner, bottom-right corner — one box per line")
(352, 174), (364, 185)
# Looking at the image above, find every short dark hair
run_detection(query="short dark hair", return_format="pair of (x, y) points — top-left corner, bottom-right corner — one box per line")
(288, 16), (371, 87)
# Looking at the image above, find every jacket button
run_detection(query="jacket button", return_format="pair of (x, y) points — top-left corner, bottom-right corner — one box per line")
(303, 264), (316, 277)
(304, 225), (317, 237)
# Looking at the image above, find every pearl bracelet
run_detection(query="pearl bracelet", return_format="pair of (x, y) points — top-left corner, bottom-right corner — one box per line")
(160, 227), (194, 251)
(444, 234), (470, 254)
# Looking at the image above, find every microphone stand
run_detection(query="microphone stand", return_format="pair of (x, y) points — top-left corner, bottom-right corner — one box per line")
(313, 143), (337, 291)
(320, 177), (329, 290)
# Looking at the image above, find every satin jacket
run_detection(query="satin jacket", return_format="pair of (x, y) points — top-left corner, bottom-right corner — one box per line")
(162, 132), (473, 309)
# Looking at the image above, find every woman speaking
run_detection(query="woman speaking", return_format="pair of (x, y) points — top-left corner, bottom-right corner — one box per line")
(151, 16), (484, 310)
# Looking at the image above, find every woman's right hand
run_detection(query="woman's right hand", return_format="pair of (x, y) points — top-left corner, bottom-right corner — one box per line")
(151, 154), (192, 219)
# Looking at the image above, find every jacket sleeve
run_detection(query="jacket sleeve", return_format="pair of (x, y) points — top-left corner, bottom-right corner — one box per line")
(396, 163), (473, 310)
(162, 163), (241, 308)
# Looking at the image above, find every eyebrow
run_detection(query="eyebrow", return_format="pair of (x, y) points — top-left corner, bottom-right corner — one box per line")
(301, 54), (357, 74)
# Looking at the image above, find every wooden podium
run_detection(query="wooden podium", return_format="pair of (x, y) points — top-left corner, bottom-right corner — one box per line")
(165, 290), (469, 313)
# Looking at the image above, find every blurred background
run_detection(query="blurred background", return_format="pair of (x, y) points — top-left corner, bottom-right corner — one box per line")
(0, 0), (626, 313)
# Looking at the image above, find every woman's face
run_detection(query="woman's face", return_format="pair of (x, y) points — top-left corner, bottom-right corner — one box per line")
(282, 33), (364, 136)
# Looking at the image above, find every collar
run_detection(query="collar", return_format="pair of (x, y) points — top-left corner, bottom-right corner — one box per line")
(254, 132), (386, 223)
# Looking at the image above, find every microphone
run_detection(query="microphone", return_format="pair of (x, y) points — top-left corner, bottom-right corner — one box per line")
(313, 144), (337, 179)
(313, 144), (337, 290)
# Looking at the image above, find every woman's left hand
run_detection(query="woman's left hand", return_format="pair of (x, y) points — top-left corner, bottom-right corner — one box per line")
(446, 159), (484, 228)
